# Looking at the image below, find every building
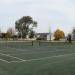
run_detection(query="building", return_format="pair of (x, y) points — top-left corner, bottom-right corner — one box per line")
(35, 33), (51, 40)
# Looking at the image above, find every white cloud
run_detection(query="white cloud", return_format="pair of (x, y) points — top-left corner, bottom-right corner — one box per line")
(0, 0), (14, 4)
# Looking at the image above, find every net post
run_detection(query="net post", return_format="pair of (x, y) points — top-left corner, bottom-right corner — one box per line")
(6, 38), (8, 48)
(32, 41), (33, 46)
(39, 41), (40, 46)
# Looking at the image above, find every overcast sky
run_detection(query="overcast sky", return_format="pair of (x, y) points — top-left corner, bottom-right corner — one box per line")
(0, 0), (75, 35)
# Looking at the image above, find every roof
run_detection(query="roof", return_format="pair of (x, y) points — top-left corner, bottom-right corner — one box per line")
(36, 33), (50, 35)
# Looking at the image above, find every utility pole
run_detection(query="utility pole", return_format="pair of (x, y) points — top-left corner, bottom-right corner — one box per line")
(49, 25), (51, 41)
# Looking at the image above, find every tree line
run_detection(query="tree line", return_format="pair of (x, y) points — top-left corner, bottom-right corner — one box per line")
(0, 15), (75, 41)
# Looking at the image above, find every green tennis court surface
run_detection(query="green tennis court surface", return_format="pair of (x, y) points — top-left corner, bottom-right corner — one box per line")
(0, 41), (75, 75)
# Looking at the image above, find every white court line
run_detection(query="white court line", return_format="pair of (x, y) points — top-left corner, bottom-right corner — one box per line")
(3, 45), (75, 54)
(24, 53), (75, 61)
(0, 52), (26, 61)
(0, 46), (75, 63)
(6, 46), (66, 51)
(10, 52), (75, 63)
(6, 47), (30, 51)
(10, 49), (70, 55)
(0, 48), (71, 56)
(0, 52), (74, 63)
(3, 45), (74, 53)
(42, 56), (74, 65)
(0, 49), (26, 53)
(10, 61), (25, 63)
(0, 59), (10, 63)
(0, 46), (29, 52)
(0, 46), (67, 52)
(43, 45), (75, 48)
(0, 50), (14, 52)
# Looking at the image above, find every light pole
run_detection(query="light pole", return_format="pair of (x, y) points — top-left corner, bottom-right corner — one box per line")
(49, 25), (51, 41)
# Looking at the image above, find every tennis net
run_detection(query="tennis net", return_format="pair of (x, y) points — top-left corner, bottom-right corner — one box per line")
(0, 41), (33, 48)
(38, 41), (75, 46)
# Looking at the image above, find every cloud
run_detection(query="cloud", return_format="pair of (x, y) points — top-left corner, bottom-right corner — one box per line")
(0, 0), (14, 4)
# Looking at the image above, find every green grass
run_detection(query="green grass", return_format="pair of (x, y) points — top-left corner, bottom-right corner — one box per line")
(0, 42), (75, 75)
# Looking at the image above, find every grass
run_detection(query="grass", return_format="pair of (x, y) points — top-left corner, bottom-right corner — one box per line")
(0, 41), (75, 75)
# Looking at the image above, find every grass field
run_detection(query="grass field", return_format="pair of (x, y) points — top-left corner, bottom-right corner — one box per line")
(0, 41), (75, 75)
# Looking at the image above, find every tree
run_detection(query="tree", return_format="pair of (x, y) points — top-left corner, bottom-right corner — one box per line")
(15, 16), (37, 38)
(7, 28), (16, 38)
(29, 30), (35, 38)
(54, 29), (65, 40)
(5, 32), (11, 39)
(72, 28), (75, 39)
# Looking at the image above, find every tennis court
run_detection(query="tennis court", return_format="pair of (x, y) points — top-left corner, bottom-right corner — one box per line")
(0, 41), (75, 75)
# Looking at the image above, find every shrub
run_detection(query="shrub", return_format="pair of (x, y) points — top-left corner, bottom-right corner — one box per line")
(54, 29), (65, 40)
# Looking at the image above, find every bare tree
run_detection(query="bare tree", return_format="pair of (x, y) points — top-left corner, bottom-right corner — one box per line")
(7, 27), (16, 38)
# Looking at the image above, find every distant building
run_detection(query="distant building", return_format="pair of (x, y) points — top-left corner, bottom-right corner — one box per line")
(35, 33), (51, 40)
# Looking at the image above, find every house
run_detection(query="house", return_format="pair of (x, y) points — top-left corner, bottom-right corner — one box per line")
(35, 33), (51, 40)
